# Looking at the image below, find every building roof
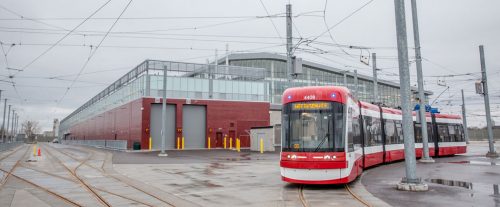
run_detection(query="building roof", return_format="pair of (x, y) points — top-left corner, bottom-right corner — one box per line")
(221, 52), (433, 95)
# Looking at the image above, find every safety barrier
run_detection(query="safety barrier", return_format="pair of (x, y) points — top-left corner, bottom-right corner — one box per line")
(61, 139), (128, 150)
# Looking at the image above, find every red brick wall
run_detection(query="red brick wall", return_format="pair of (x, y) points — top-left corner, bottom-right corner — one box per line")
(68, 98), (270, 149)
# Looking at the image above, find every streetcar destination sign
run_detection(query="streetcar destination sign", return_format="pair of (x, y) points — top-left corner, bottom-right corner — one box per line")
(291, 102), (330, 110)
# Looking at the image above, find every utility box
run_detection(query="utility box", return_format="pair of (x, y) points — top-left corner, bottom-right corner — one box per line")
(250, 126), (275, 152)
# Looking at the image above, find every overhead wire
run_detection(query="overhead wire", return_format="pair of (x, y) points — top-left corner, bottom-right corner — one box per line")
(59, 0), (133, 104)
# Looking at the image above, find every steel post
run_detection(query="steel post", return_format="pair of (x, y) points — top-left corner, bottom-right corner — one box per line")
(479, 45), (498, 157)
(159, 62), (168, 156)
(286, 4), (293, 81)
(411, 0), (432, 162)
(1, 99), (5, 142)
(6, 105), (10, 143)
(394, 0), (424, 188)
(461, 89), (469, 143)
(354, 70), (358, 97)
(10, 110), (14, 141)
(343, 73), (347, 87)
(372, 54), (379, 104)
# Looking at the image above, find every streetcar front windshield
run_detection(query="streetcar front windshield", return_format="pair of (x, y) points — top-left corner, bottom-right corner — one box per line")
(282, 101), (345, 152)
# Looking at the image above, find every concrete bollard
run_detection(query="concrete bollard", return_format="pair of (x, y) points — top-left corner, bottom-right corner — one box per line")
(260, 138), (264, 154)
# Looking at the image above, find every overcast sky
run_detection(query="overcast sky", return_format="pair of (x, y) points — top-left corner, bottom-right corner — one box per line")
(0, 0), (499, 131)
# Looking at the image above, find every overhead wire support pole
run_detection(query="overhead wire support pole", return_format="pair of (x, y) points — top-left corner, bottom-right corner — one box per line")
(10, 109), (14, 141)
(286, 4), (293, 82)
(354, 70), (358, 97)
(479, 45), (498, 158)
(6, 105), (10, 142)
(372, 53), (379, 104)
(1, 99), (6, 143)
(411, 0), (433, 162)
(158, 62), (168, 157)
(393, 0), (427, 191)
(461, 89), (469, 144)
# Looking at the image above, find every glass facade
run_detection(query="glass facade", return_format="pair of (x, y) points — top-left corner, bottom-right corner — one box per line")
(228, 58), (427, 108)
(60, 54), (431, 137)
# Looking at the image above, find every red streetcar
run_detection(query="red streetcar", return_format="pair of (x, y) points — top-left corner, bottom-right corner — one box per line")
(280, 86), (466, 184)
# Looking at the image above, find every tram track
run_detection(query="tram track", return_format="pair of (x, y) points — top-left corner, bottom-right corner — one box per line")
(0, 144), (82, 206)
(297, 183), (372, 207)
(44, 143), (179, 207)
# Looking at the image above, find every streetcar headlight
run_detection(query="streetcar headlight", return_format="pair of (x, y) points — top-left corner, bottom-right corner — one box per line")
(324, 155), (331, 160)
(287, 155), (291, 159)
(291, 155), (297, 160)
(332, 155), (337, 159)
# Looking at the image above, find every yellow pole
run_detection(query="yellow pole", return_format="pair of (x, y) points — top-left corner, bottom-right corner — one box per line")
(182, 137), (185, 150)
(260, 138), (264, 154)
(33, 145), (37, 156)
(208, 137), (211, 150)
(229, 137), (233, 149)
(237, 138), (240, 152)
(149, 137), (152, 150)
(177, 137), (180, 150)
(223, 137), (227, 149)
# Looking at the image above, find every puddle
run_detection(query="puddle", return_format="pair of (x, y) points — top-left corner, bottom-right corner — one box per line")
(448, 160), (498, 166)
(426, 178), (500, 198)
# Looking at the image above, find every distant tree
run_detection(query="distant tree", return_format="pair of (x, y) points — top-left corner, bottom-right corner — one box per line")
(22, 120), (41, 138)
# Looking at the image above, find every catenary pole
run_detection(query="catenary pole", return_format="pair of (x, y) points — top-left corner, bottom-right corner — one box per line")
(158, 62), (168, 157)
(479, 45), (498, 157)
(286, 4), (293, 81)
(343, 73), (347, 87)
(354, 70), (358, 97)
(6, 105), (10, 142)
(411, 0), (433, 162)
(10, 109), (15, 142)
(394, 0), (427, 190)
(461, 89), (469, 143)
(372, 54), (379, 104)
(1, 99), (5, 142)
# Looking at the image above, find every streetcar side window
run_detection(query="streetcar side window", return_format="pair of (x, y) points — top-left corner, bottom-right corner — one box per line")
(415, 123), (434, 143)
(437, 124), (450, 142)
(456, 125), (464, 142)
(347, 107), (354, 152)
(395, 120), (403, 144)
(363, 116), (383, 146)
(353, 114), (362, 151)
(448, 125), (457, 142)
(384, 120), (395, 145)
(414, 123), (422, 143)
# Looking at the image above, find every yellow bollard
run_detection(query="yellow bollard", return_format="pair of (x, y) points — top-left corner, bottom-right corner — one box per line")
(223, 137), (227, 149)
(149, 137), (152, 150)
(260, 138), (264, 154)
(237, 138), (240, 152)
(182, 137), (185, 150)
(208, 137), (211, 150)
(229, 137), (233, 149)
(33, 145), (37, 156)
(177, 137), (180, 150)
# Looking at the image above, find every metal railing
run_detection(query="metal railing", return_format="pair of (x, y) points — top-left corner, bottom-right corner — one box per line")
(61, 140), (128, 150)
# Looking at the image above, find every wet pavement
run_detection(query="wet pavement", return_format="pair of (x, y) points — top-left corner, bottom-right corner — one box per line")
(1, 142), (498, 206)
(362, 142), (500, 207)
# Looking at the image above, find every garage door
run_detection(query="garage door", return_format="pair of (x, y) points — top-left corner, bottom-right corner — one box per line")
(182, 105), (206, 149)
(150, 104), (176, 150)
